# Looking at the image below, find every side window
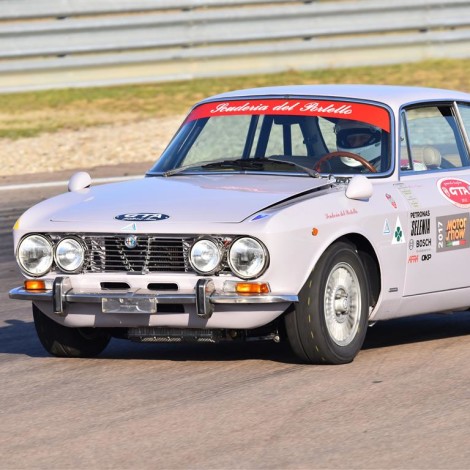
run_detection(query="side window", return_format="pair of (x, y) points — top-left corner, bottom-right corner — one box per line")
(458, 103), (470, 144)
(403, 105), (469, 171)
(399, 115), (413, 170)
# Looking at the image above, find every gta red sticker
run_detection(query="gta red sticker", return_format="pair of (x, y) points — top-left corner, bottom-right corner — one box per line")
(438, 178), (470, 208)
(186, 99), (390, 132)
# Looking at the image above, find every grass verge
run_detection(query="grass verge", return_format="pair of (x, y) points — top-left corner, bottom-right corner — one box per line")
(0, 58), (469, 140)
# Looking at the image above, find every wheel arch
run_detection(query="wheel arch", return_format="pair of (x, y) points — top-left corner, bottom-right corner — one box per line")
(283, 234), (375, 364)
(335, 233), (381, 309)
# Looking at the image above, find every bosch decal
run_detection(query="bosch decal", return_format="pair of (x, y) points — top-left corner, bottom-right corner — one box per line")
(408, 211), (432, 251)
(415, 239), (432, 248)
(436, 213), (469, 252)
(115, 213), (170, 222)
(438, 178), (470, 208)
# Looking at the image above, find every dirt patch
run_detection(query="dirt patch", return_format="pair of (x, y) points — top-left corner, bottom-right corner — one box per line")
(0, 115), (184, 177)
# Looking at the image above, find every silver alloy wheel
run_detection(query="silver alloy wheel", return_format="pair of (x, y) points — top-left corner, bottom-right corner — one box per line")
(324, 262), (361, 346)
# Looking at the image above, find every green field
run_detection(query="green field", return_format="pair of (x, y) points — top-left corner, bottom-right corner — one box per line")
(0, 59), (469, 140)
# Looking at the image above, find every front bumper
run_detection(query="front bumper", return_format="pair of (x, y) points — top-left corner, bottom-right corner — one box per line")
(9, 276), (298, 320)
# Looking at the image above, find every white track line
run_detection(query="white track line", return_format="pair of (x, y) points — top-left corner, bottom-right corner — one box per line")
(0, 175), (142, 191)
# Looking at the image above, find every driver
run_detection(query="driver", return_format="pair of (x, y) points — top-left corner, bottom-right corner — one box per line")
(334, 119), (382, 171)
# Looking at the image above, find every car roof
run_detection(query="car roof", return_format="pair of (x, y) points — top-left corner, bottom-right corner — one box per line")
(201, 84), (470, 111)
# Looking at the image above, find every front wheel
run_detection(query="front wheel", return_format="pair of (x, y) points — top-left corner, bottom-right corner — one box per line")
(285, 241), (370, 364)
(33, 304), (111, 357)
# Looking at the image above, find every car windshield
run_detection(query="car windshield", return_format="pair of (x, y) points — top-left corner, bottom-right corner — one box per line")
(148, 98), (392, 176)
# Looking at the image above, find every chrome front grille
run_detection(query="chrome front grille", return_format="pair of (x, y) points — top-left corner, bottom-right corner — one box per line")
(82, 235), (191, 273)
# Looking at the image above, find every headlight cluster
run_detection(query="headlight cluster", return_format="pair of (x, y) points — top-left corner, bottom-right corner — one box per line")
(17, 233), (269, 280)
(190, 238), (221, 274)
(189, 236), (268, 279)
(17, 235), (85, 277)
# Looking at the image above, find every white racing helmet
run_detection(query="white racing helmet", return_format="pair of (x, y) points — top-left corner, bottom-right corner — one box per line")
(335, 120), (382, 167)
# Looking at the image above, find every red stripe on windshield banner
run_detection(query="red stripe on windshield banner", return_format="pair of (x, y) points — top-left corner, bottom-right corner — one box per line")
(186, 99), (390, 132)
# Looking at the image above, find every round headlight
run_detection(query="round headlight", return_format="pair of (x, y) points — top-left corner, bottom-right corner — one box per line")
(17, 234), (53, 277)
(190, 238), (221, 274)
(55, 237), (85, 273)
(228, 237), (268, 279)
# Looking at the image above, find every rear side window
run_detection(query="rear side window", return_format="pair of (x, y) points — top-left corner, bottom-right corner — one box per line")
(401, 105), (469, 172)
(458, 103), (470, 142)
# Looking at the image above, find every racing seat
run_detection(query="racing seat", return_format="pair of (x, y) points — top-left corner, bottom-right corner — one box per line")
(401, 146), (442, 170)
(415, 146), (442, 169)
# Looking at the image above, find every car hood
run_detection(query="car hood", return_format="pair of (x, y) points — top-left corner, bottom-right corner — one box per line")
(47, 174), (332, 224)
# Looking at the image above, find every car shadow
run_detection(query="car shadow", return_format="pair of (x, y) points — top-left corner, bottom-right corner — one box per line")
(0, 319), (49, 358)
(0, 311), (468, 363)
(362, 311), (470, 350)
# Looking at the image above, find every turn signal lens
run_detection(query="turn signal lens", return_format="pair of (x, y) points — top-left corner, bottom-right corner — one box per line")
(235, 282), (270, 294)
(24, 280), (46, 291)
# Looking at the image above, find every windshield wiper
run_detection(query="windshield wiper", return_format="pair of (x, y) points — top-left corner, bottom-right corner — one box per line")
(266, 157), (320, 178)
(163, 160), (220, 177)
(164, 157), (320, 178)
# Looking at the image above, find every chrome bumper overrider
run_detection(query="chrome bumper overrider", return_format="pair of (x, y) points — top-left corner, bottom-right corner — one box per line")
(9, 277), (298, 319)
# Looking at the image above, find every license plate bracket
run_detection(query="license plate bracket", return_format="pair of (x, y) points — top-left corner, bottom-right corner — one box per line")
(102, 297), (157, 314)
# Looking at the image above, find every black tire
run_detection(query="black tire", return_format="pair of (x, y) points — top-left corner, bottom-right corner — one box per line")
(33, 304), (111, 358)
(285, 241), (370, 364)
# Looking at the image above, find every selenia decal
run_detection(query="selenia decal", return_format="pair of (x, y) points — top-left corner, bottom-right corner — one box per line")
(409, 210), (431, 237)
(438, 178), (470, 208)
(408, 210), (432, 254)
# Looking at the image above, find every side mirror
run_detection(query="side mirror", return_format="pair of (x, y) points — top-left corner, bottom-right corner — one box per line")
(345, 175), (373, 201)
(68, 171), (91, 192)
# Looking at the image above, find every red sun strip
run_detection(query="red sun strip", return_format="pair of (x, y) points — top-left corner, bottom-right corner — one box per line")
(186, 99), (390, 132)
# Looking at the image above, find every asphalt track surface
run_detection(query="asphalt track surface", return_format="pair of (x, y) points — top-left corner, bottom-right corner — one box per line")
(1, 166), (469, 469)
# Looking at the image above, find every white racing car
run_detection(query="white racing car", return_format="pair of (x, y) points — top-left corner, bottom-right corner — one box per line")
(10, 84), (470, 364)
